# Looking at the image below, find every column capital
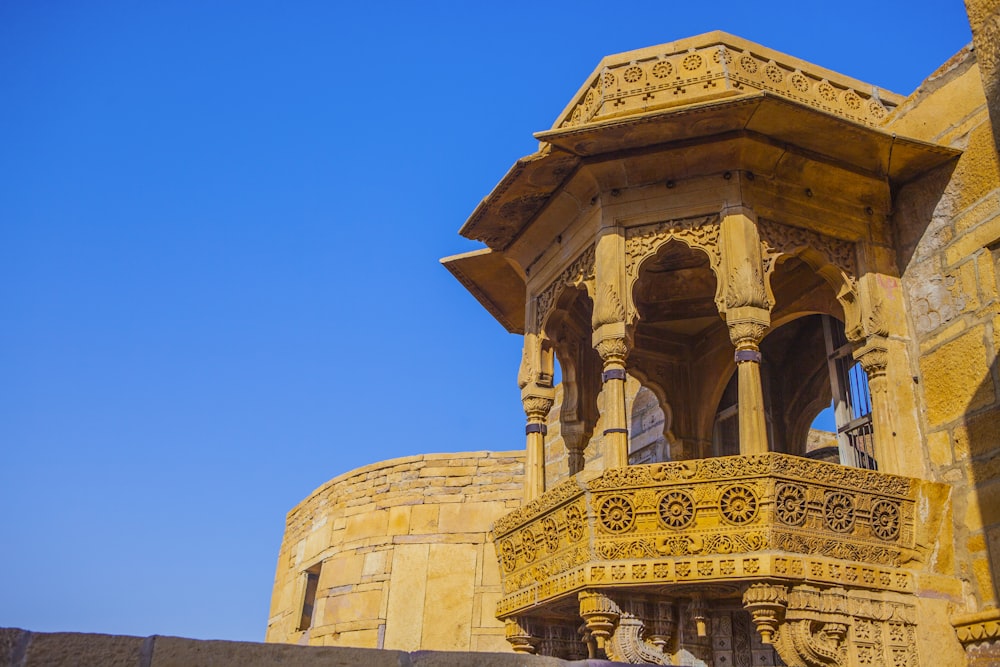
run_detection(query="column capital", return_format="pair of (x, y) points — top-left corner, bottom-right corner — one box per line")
(726, 306), (771, 352)
(854, 335), (889, 379)
(521, 385), (556, 421)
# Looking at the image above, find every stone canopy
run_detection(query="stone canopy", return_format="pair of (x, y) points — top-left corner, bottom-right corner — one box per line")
(442, 31), (958, 335)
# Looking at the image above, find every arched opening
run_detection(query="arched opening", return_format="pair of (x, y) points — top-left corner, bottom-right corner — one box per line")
(628, 383), (670, 464)
(630, 238), (727, 460)
(542, 285), (601, 479)
(708, 252), (876, 469)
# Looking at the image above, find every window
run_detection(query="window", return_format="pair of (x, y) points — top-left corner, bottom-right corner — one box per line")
(297, 562), (322, 632)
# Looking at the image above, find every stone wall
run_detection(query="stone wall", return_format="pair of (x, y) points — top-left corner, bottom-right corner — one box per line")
(0, 628), (629, 667)
(265, 451), (524, 651)
(887, 38), (1000, 631)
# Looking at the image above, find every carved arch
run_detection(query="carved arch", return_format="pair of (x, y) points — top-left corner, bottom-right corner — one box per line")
(757, 219), (861, 341)
(542, 284), (600, 475)
(624, 215), (723, 326)
(625, 366), (674, 463)
(532, 245), (596, 335)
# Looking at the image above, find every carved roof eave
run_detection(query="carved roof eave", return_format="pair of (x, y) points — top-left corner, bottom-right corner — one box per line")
(536, 92), (960, 184)
(458, 93), (958, 254)
(458, 147), (581, 251)
(441, 248), (526, 334)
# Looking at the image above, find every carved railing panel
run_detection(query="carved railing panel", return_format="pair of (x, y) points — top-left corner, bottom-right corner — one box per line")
(491, 454), (916, 617)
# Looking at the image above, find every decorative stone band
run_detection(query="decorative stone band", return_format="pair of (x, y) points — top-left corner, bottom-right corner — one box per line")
(490, 454), (920, 617)
(603, 428), (629, 435)
(525, 423), (548, 436)
(557, 40), (896, 130)
(954, 609), (1000, 646)
(601, 369), (627, 382)
(734, 349), (762, 363)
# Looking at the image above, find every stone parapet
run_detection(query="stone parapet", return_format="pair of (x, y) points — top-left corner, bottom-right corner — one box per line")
(0, 628), (633, 667)
(266, 450), (525, 652)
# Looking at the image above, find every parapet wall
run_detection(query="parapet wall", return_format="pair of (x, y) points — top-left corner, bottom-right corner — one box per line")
(0, 628), (627, 667)
(265, 450), (525, 652)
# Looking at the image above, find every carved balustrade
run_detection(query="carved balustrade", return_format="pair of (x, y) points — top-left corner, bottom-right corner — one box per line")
(493, 453), (914, 617)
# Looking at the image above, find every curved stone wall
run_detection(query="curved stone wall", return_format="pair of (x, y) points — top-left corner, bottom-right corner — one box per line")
(265, 451), (524, 652)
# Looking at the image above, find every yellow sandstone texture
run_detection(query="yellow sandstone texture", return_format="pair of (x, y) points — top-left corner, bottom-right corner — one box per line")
(265, 451), (524, 652)
(269, 8), (1000, 666)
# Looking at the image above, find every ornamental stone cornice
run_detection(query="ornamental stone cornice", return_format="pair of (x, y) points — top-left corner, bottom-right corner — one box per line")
(548, 31), (902, 132)
(454, 33), (958, 255)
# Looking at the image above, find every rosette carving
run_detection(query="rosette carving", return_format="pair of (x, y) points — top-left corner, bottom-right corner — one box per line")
(565, 504), (585, 541)
(775, 483), (808, 526)
(598, 495), (636, 533)
(658, 490), (696, 529)
(719, 485), (759, 525)
(824, 492), (856, 533)
(870, 499), (900, 541)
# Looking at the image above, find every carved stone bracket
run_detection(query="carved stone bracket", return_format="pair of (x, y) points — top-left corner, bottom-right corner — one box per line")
(504, 616), (540, 654)
(743, 584), (863, 667)
(578, 591), (672, 665)
(743, 582), (787, 644)
(853, 335), (888, 380)
(579, 590), (619, 649)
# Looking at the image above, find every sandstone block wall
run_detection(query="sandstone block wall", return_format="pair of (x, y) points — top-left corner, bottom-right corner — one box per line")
(265, 450), (525, 652)
(888, 45), (1000, 613)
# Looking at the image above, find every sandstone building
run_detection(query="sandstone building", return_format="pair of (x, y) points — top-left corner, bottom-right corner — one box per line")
(267, 6), (1000, 665)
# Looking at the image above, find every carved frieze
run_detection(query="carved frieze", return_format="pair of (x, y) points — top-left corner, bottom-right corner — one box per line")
(493, 454), (919, 617)
(557, 40), (896, 130)
(757, 218), (858, 280)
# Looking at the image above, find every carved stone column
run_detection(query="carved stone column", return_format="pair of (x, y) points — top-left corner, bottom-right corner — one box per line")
(850, 273), (901, 475)
(854, 336), (899, 474)
(519, 332), (554, 502)
(592, 228), (630, 470)
(720, 207), (771, 456)
(728, 307), (771, 455)
(522, 388), (554, 503)
(595, 336), (630, 468)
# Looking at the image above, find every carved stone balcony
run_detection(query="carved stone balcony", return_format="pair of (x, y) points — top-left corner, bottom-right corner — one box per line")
(491, 454), (923, 664)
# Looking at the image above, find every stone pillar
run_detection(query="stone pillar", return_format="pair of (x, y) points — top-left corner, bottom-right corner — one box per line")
(592, 228), (630, 470)
(521, 390), (554, 502)
(518, 332), (554, 502)
(854, 335), (900, 474)
(850, 273), (901, 475)
(727, 307), (771, 455)
(720, 207), (771, 455)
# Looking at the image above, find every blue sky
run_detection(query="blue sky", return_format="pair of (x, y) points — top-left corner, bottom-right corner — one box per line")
(0, 0), (973, 643)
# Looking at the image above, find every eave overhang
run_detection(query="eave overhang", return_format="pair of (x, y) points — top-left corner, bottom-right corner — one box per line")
(460, 93), (959, 251)
(441, 248), (526, 334)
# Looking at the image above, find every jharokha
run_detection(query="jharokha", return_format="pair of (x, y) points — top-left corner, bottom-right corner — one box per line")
(267, 14), (1000, 667)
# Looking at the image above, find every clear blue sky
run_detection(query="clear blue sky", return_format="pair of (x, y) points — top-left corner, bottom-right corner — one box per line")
(0, 0), (972, 643)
